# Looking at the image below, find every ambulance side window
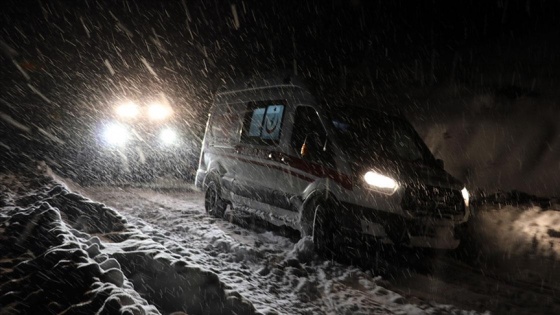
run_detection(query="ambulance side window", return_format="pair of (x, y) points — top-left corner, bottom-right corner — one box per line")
(241, 100), (285, 145)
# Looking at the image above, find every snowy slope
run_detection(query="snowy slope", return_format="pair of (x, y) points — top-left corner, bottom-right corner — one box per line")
(0, 169), (256, 315)
(413, 93), (560, 197)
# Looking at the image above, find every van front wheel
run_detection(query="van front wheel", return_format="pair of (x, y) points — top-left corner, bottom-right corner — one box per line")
(312, 201), (337, 257)
(204, 180), (226, 218)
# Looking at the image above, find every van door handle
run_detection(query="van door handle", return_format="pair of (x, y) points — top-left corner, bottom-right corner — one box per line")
(268, 151), (289, 164)
(280, 156), (291, 165)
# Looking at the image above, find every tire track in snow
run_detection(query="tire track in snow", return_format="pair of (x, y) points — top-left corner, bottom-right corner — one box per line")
(81, 186), (317, 314)
(385, 253), (560, 314)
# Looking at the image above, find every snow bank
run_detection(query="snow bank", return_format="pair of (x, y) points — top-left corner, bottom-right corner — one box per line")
(286, 236), (315, 263)
(466, 203), (560, 288)
(413, 90), (560, 197)
(0, 177), (157, 314)
(0, 171), (257, 315)
(474, 205), (560, 258)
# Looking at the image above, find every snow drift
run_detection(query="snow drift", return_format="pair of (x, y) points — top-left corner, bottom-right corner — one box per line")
(414, 88), (560, 197)
(0, 171), (256, 315)
(465, 202), (560, 289)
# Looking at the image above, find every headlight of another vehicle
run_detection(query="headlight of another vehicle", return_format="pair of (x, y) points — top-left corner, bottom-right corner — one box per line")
(363, 170), (398, 194)
(159, 128), (178, 145)
(148, 102), (173, 120)
(103, 123), (129, 146)
(115, 101), (139, 119)
(461, 187), (470, 207)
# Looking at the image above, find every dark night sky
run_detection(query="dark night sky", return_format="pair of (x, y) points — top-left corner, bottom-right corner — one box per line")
(1, 0), (559, 134)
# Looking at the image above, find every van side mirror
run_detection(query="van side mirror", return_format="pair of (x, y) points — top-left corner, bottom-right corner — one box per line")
(300, 133), (328, 160)
(300, 140), (309, 157)
(436, 159), (444, 169)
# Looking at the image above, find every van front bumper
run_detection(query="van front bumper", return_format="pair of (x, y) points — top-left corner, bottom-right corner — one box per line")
(336, 202), (464, 250)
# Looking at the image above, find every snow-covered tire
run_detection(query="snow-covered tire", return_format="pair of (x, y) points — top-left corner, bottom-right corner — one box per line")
(204, 179), (226, 218)
(312, 200), (337, 257)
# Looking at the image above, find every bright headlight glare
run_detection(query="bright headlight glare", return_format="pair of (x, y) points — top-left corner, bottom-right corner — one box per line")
(148, 103), (172, 120)
(461, 187), (470, 207)
(103, 123), (129, 145)
(364, 171), (398, 193)
(115, 101), (139, 118)
(160, 128), (178, 145)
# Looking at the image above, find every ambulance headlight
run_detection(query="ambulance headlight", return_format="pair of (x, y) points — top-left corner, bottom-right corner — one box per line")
(364, 171), (398, 194)
(103, 123), (129, 146)
(461, 187), (470, 207)
(160, 128), (178, 145)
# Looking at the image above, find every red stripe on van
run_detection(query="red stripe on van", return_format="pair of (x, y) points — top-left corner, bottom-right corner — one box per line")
(215, 149), (353, 190)
(281, 153), (353, 190)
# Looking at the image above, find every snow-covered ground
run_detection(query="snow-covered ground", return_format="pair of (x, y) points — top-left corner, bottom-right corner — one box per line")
(2, 163), (560, 314)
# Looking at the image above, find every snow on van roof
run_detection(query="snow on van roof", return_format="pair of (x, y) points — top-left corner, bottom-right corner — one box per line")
(216, 72), (310, 94)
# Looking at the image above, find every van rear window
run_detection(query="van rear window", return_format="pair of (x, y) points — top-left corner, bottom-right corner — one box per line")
(210, 103), (245, 146)
(241, 101), (285, 145)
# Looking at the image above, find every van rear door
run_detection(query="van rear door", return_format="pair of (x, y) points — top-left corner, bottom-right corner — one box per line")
(232, 100), (290, 211)
(203, 101), (246, 191)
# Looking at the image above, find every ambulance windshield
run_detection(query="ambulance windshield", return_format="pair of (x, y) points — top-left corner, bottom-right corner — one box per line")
(328, 106), (433, 163)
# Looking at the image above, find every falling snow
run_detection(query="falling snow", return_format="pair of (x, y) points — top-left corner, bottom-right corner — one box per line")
(2, 1), (560, 314)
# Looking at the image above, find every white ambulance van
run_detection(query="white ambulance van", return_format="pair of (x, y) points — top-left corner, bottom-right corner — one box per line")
(195, 74), (470, 252)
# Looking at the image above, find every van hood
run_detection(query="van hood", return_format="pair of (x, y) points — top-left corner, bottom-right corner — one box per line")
(351, 156), (463, 190)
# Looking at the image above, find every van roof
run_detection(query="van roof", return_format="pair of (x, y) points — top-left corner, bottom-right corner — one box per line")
(216, 72), (310, 95)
